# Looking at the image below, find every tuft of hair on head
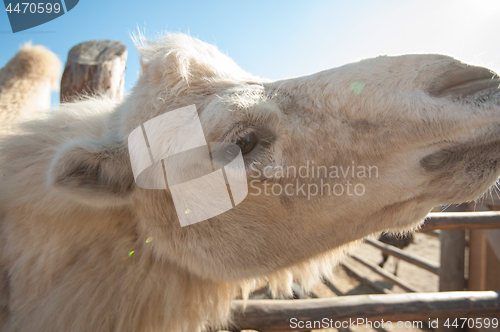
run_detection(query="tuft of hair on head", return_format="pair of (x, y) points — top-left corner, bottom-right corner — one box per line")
(130, 29), (257, 85)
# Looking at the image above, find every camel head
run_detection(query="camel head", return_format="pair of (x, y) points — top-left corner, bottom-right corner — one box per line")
(49, 34), (500, 282)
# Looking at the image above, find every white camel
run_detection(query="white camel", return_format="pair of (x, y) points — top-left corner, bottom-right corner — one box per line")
(0, 33), (498, 332)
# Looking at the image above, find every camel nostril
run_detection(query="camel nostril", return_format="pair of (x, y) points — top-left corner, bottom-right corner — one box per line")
(428, 65), (499, 98)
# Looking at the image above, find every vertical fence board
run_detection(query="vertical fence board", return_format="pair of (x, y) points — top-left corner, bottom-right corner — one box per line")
(439, 230), (466, 292)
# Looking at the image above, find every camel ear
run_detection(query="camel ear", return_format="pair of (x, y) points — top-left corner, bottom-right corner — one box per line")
(48, 138), (135, 206)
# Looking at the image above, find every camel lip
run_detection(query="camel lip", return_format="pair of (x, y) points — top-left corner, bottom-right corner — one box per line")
(420, 138), (500, 172)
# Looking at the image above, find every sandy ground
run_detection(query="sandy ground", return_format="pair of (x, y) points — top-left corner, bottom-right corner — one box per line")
(239, 232), (441, 332)
(308, 232), (440, 332)
(313, 233), (439, 332)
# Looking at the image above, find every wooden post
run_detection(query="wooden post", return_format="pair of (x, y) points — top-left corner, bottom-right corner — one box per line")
(60, 40), (127, 103)
(439, 230), (466, 292)
(469, 230), (489, 291)
(436, 205), (467, 332)
(438, 204), (466, 293)
(466, 204), (500, 332)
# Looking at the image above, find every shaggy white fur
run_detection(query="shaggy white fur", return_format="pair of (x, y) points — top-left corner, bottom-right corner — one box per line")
(0, 34), (499, 331)
(0, 43), (61, 132)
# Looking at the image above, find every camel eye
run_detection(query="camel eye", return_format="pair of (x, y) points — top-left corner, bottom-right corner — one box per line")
(235, 132), (258, 154)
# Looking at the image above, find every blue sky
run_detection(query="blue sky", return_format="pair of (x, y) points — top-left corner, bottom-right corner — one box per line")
(1, 0), (499, 107)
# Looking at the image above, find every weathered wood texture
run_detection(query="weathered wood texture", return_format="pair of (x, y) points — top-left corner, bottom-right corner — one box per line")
(365, 239), (440, 275)
(60, 40), (127, 102)
(231, 291), (500, 332)
(439, 230), (466, 292)
(436, 221), (466, 332)
(421, 212), (500, 231)
(465, 207), (500, 292)
(341, 261), (392, 295)
(465, 205), (500, 332)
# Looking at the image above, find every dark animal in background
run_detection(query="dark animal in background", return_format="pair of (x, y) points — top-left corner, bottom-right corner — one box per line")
(378, 233), (414, 275)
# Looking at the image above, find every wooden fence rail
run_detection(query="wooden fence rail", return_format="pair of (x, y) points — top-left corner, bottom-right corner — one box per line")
(365, 239), (440, 275)
(231, 291), (500, 332)
(351, 254), (420, 293)
(421, 212), (500, 231)
(233, 212), (500, 331)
